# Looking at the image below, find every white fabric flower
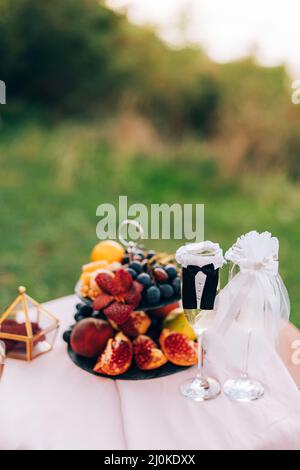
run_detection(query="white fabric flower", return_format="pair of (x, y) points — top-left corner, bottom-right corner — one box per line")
(225, 231), (279, 275)
(176, 241), (225, 269)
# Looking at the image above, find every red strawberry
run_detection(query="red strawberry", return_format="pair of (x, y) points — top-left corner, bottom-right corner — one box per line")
(124, 285), (142, 308)
(114, 269), (133, 294)
(104, 302), (133, 325)
(92, 293), (114, 311)
(95, 272), (119, 296)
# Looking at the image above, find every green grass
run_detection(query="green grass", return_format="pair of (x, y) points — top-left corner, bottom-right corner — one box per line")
(0, 119), (299, 327)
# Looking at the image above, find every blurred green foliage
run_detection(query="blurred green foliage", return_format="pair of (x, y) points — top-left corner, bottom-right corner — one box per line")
(0, 0), (125, 111)
(0, 0), (300, 326)
(1, 0), (299, 172)
(0, 0), (220, 134)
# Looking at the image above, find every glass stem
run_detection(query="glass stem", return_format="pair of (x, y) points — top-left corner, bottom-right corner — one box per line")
(196, 331), (204, 380)
(241, 329), (252, 380)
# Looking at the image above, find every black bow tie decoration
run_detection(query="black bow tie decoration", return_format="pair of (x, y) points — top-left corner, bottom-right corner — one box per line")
(182, 264), (219, 310)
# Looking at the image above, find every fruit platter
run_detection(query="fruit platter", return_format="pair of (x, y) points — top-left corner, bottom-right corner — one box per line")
(76, 242), (181, 310)
(64, 238), (199, 380)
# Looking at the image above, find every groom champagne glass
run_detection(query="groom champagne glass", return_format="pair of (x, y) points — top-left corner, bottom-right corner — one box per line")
(176, 242), (225, 402)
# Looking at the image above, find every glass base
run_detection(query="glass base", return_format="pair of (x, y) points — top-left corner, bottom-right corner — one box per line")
(223, 377), (264, 402)
(180, 376), (221, 402)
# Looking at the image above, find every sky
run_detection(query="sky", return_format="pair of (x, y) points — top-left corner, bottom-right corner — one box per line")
(106, 0), (300, 76)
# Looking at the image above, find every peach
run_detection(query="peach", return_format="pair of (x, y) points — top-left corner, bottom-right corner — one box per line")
(70, 318), (114, 358)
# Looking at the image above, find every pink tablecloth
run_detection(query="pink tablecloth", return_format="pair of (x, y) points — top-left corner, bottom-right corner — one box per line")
(0, 295), (300, 450)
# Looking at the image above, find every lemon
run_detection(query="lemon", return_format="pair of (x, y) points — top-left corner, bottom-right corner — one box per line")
(90, 240), (125, 263)
(163, 308), (197, 341)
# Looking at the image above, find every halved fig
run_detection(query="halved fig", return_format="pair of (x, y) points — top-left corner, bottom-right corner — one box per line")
(133, 335), (168, 371)
(159, 328), (197, 367)
(93, 332), (132, 376)
(120, 311), (151, 338)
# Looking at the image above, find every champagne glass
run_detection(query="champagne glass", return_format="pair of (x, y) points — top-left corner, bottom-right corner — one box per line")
(180, 308), (221, 401)
(223, 263), (264, 402)
(0, 341), (6, 382)
(176, 242), (225, 402)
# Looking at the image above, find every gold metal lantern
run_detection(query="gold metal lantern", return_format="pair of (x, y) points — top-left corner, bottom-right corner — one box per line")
(0, 286), (60, 361)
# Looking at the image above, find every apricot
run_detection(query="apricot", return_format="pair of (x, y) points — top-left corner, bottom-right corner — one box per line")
(91, 240), (125, 263)
(70, 318), (114, 358)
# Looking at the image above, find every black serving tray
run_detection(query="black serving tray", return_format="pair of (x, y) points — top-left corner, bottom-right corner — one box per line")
(68, 345), (188, 380)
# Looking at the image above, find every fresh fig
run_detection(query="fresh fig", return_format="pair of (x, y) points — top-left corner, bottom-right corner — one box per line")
(94, 332), (133, 376)
(159, 328), (197, 367)
(133, 335), (168, 371)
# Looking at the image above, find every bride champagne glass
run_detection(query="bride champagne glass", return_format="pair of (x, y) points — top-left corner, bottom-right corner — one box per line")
(223, 263), (265, 402)
(214, 231), (290, 402)
(176, 242), (225, 402)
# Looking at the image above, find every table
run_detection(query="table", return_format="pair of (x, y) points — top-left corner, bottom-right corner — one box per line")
(1, 295), (300, 450)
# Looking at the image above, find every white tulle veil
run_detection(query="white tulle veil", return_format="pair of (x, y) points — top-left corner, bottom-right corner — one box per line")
(214, 231), (290, 345)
